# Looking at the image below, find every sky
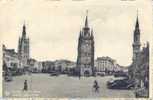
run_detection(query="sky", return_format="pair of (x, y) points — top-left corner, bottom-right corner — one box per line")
(0, 0), (152, 66)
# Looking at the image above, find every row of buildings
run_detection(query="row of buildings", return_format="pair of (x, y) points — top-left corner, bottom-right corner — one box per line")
(2, 40), (76, 73)
(95, 57), (128, 73)
(3, 41), (124, 74)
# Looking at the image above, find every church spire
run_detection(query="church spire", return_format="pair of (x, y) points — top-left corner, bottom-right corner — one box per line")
(85, 10), (89, 28)
(22, 22), (26, 37)
(133, 13), (140, 43)
(134, 11), (140, 36)
(136, 13), (139, 28)
(132, 11), (141, 62)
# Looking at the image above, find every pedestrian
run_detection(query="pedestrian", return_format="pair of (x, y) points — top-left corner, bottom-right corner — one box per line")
(93, 80), (99, 93)
(79, 73), (81, 80)
(23, 80), (28, 91)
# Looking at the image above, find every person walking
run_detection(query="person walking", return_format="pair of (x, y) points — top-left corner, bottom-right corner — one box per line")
(23, 80), (28, 91)
(93, 80), (100, 93)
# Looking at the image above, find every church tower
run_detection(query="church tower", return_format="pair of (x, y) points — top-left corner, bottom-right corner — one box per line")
(129, 14), (142, 80)
(76, 11), (95, 76)
(18, 24), (30, 68)
(132, 15), (141, 62)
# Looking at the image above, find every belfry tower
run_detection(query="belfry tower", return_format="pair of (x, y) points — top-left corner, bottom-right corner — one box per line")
(18, 24), (30, 68)
(129, 14), (141, 80)
(132, 15), (141, 62)
(76, 11), (95, 76)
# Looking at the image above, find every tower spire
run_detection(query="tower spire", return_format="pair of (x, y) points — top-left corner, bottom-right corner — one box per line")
(22, 22), (26, 37)
(136, 10), (139, 28)
(91, 29), (94, 38)
(85, 10), (89, 28)
(132, 10), (141, 62)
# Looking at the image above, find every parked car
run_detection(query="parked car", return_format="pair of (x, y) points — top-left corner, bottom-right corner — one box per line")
(96, 72), (105, 76)
(107, 78), (116, 86)
(50, 72), (59, 76)
(107, 78), (135, 90)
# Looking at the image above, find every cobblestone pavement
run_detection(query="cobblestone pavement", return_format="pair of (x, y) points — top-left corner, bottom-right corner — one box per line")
(3, 74), (135, 98)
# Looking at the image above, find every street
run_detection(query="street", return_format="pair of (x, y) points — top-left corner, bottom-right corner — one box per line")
(3, 74), (135, 98)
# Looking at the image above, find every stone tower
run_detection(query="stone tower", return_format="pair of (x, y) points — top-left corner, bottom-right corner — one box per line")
(132, 15), (141, 62)
(18, 24), (30, 68)
(76, 11), (95, 76)
(129, 15), (141, 80)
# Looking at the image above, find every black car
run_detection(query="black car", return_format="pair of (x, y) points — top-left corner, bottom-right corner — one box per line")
(50, 72), (59, 76)
(107, 79), (135, 90)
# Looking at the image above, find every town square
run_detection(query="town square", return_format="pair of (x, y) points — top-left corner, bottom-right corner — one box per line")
(3, 74), (135, 98)
(1, 1), (150, 98)
(2, 13), (149, 97)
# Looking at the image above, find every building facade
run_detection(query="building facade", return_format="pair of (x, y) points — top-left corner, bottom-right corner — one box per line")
(41, 60), (75, 73)
(27, 58), (42, 72)
(42, 61), (55, 73)
(95, 57), (117, 72)
(76, 12), (95, 76)
(95, 57), (125, 74)
(54, 60), (75, 72)
(138, 43), (149, 88)
(18, 24), (30, 68)
(3, 45), (20, 70)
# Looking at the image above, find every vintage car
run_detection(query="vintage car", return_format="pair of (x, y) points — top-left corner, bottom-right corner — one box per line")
(96, 72), (105, 76)
(50, 72), (59, 76)
(107, 78), (135, 90)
